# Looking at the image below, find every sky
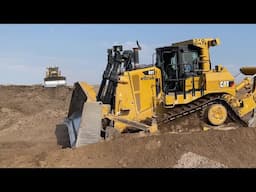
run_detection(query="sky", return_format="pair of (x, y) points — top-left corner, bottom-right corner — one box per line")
(0, 24), (255, 85)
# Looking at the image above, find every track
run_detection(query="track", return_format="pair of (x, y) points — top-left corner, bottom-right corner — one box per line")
(156, 94), (248, 133)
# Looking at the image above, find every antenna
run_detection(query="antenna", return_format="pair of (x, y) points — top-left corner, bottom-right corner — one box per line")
(136, 40), (142, 50)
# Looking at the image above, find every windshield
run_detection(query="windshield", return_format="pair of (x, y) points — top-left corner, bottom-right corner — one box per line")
(182, 51), (198, 64)
(181, 51), (199, 72)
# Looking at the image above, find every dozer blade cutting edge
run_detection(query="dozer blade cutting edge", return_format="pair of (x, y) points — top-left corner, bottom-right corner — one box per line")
(64, 82), (102, 147)
(44, 80), (67, 87)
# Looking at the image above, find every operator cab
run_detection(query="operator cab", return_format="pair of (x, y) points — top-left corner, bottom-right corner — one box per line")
(156, 45), (202, 95)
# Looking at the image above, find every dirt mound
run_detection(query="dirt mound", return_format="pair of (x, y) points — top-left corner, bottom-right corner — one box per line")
(0, 85), (73, 167)
(173, 152), (227, 168)
(30, 128), (256, 168)
(0, 85), (72, 115)
(1, 85), (256, 168)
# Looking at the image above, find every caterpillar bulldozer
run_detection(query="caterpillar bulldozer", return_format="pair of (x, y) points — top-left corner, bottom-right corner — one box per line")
(44, 66), (67, 87)
(64, 38), (256, 148)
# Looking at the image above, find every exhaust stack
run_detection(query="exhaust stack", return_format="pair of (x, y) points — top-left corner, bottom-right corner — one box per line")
(133, 47), (139, 67)
(133, 40), (142, 68)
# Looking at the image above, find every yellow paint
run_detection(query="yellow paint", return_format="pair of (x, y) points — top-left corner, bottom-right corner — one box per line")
(101, 104), (111, 117)
(184, 76), (200, 91)
(238, 95), (256, 116)
(109, 38), (239, 130)
(149, 118), (158, 133)
(204, 68), (235, 96)
(71, 38), (256, 134)
(165, 91), (203, 106)
(173, 38), (220, 72)
(78, 82), (97, 102)
(235, 77), (251, 91)
(106, 38), (256, 130)
(222, 94), (241, 108)
(207, 104), (228, 125)
(149, 124), (158, 133)
(163, 38), (235, 107)
(113, 66), (162, 132)
(107, 38), (251, 130)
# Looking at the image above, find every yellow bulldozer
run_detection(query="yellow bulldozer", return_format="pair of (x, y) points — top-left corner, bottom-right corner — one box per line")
(64, 38), (256, 147)
(44, 66), (67, 87)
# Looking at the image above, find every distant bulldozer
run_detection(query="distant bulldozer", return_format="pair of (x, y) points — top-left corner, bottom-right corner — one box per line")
(44, 66), (67, 87)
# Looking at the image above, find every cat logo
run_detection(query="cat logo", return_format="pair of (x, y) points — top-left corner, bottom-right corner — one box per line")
(220, 81), (230, 88)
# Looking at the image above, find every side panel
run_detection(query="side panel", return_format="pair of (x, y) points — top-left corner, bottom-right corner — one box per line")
(114, 67), (162, 131)
(134, 70), (155, 113)
(165, 91), (202, 105)
(184, 76), (201, 91)
(204, 69), (236, 96)
(164, 68), (236, 106)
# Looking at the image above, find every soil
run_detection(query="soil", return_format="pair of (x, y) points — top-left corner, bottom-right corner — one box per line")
(1, 85), (256, 168)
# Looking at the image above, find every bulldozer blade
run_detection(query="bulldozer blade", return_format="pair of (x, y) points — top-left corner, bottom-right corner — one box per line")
(240, 67), (256, 76)
(64, 82), (102, 147)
